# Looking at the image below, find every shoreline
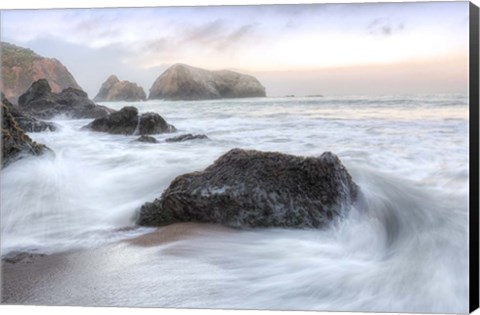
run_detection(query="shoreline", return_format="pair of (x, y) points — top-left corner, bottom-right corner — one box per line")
(1, 222), (236, 307)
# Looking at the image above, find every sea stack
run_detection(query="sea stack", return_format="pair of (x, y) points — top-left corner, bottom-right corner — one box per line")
(94, 75), (146, 102)
(148, 63), (266, 101)
(1, 42), (81, 104)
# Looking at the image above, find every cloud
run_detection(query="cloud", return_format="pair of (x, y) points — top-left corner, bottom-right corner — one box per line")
(74, 14), (121, 39)
(180, 19), (226, 43)
(175, 20), (259, 51)
(2, 2), (468, 76)
(367, 18), (405, 37)
(134, 20), (261, 67)
(215, 23), (259, 51)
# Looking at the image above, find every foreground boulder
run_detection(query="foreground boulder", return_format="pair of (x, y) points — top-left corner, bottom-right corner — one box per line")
(1, 42), (81, 104)
(2, 93), (56, 132)
(2, 101), (51, 167)
(18, 79), (114, 119)
(165, 133), (208, 142)
(83, 106), (176, 135)
(137, 149), (359, 228)
(94, 75), (146, 102)
(148, 63), (266, 100)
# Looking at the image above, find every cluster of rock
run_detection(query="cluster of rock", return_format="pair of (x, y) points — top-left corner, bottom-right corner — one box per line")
(1, 42), (81, 104)
(2, 93), (56, 132)
(88, 63), (268, 103)
(1, 79), (177, 168)
(94, 75), (146, 102)
(148, 64), (266, 100)
(1, 94), (52, 167)
(3, 41), (268, 104)
(82, 106), (175, 135)
(132, 133), (209, 144)
(18, 79), (113, 120)
(2, 42), (362, 231)
(2, 42), (267, 103)
(137, 149), (359, 228)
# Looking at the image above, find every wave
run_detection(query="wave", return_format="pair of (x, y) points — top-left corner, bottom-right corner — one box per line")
(0, 96), (469, 312)
(148, 166), (468, 312)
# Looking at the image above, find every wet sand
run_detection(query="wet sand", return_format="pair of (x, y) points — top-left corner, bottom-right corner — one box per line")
(1, 223), (237, 307)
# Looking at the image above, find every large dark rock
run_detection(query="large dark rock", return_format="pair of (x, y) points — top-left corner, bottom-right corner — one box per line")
(94, 75), (146, 102)
(165, 133), (208, 142)
(83, 106), (176, 135)
(137, 149), (359, 228)
(2, 99), (52, 168)
(148, 63), (266, 100)
(1, 42), (82, 104)
(2, 93), (56, 132)
(18, 79), (114, 119)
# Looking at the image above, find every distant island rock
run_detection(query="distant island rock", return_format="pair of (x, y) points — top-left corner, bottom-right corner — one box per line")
(18, 79), (114, 120)
(94, 75), (146, 102)
(137, 148), (359, 228)
(1, 42), (82, 104)
(2, 95), (52, 168)
(83, 106), (176, 135)
(148, 63), (266, 101)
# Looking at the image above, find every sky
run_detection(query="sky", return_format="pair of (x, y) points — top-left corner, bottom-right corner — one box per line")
(0, 1), (470, 97)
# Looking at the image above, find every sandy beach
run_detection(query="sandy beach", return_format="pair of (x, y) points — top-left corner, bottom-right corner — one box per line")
(1, 223), (237, 307)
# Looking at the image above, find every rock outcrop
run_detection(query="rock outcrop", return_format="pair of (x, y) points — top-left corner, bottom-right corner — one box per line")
(2, 98), (52, 168)
(137, 149), (359, 228)
(18, 79), (114, 119)
(148, 64), (266, 100)
(94, 75), (146, 102)
(165, 134), (208, 142)
(1, 42), (82, 104)
(83, 106), (176, 135)
(134, 135), (158, 143)
(2, 93), (56, 132)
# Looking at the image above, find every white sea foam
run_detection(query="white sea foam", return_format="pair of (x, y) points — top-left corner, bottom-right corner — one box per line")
(0, 95), (469, 312)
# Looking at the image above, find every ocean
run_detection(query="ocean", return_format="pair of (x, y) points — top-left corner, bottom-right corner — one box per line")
(0, 95), (469, 312)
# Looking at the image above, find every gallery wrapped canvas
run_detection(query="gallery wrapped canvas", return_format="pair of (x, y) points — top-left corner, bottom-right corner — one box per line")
(0, 0), (479, 314)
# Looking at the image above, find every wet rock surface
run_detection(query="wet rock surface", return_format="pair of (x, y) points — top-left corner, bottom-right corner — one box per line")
(2, 96), (52, 168)
(83, 106), (176, 135)
(2, 93), (56, 132)
(134, 135), (158, 143)
(165, 133), (208, 142)
(137, 148), (359, 228)
(18, 79), (114, 120)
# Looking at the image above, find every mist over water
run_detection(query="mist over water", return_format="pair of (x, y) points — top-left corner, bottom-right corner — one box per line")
(0, 95), (469, 312)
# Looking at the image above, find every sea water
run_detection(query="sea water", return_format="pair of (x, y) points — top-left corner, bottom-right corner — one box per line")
(0, 95), (469, 312)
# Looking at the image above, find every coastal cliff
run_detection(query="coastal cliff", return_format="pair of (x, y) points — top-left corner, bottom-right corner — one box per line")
(1, 42), (81, 104)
